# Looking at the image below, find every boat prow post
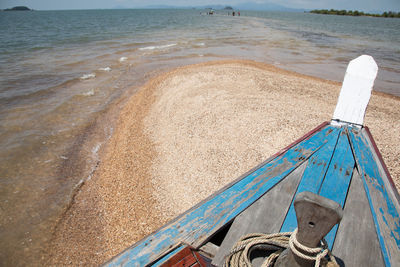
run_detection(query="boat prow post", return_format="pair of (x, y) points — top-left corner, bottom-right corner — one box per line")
(331, 55), (378, 127)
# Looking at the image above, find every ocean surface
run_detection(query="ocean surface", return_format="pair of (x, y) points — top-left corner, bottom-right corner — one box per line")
(0, 9), (399, 265)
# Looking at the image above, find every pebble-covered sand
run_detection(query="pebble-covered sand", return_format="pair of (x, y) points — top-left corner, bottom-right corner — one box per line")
(46, 60), (400, 266)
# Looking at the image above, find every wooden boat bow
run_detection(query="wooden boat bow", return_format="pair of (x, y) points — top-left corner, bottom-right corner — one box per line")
(103, 56), (400, 267)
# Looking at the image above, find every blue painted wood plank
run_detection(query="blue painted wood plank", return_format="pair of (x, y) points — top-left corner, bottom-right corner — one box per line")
(280, 127), (354, 249)
(318, 128), (355, 248)
(349, 127), (400, 267)
(280, 128), (342, 233)
(105, 125), (340, 266)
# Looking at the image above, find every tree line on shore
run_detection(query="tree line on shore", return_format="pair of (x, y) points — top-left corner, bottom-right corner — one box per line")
(310, 9), (400, 18)
(2, 6), (32, 11)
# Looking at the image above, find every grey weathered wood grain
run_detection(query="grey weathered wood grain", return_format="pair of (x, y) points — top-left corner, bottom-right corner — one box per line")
(275, 192), (343, 267)
(348, 127), (400, 266)
(362, 127), (400, 207)
(199, 242), (219, 258)
(212, 163), (307, 266)
(332, 169), (384, 267)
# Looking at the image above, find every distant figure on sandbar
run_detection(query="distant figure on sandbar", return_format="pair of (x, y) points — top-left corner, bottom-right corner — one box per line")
(233, 11), (235, 16)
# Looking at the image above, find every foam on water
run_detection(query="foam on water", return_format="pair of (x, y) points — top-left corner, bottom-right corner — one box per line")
(80, 73), (96, 80)
(82, 89), (95, 96)
(98, 67), (111, 72)
(119, 57), (127, 62)
(139, 43), (177, 51)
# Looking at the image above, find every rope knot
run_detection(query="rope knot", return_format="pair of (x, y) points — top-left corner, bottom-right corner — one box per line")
(223, 229), (338, 267)
(289, 228), (330, 267)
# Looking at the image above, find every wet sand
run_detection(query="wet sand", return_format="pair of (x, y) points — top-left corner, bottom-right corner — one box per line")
(46, 60), (400, 266)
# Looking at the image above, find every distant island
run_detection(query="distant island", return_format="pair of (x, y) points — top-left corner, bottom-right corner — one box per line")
(3, 6), (32, 11)
(310, 9), (400, 18)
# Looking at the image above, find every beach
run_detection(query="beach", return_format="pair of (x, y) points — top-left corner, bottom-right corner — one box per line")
(45, 60), (400, 266)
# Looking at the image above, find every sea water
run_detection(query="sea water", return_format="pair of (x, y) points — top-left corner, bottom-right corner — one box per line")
(0, 9), (399, 265)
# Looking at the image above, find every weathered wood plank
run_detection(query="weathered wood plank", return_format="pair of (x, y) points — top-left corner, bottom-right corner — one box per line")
(212, 162), (307, 266)
(199, 242), (219, 258)
(281, 128), (354, 249)
(363, 127), (400, 205)
(105, 125), (339, 266)
(318, 128), (355, 248)
(173, 253), (197, 267)
(349, 127), (400, 267)
(333, 169), (384, 266)
(280, 128), (341, 234)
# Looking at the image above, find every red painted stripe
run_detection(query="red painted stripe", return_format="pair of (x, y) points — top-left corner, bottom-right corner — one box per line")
(160, 246), (212, 267)
(161, 247), (193, 266)
(192, 250), (212, 266)
(174, 254), (197, 267)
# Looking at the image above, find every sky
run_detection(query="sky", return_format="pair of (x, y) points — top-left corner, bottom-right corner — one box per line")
(0, 0), (399, 12)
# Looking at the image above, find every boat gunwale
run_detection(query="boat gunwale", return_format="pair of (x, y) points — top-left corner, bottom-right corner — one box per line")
(364, 126), (400, 203)
(104, 121), (330, 266)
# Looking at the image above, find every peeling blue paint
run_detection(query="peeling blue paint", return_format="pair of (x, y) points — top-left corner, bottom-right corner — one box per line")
(349, 128), (400, 267)
(104, 124), (399, 267)
(105, 125), (337, 266)
(280, 126), (355, 249)
(280, 127), (341, 235)
(318, 128), (355, 248)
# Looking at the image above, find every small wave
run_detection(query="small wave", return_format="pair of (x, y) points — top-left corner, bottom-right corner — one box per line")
(29, 46), (53, 51)
(80, 73), (96, 80)
(98, 67), (111, 72)
(92, 143), (101, 154)
(197, 43), (205, 46)
(82, 89), (95, 96)
(119, 57), (128, 62)
(139, 43), (177, 51)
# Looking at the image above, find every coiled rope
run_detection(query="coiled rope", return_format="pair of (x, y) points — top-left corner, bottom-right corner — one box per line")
(223, 229), (338, 267)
